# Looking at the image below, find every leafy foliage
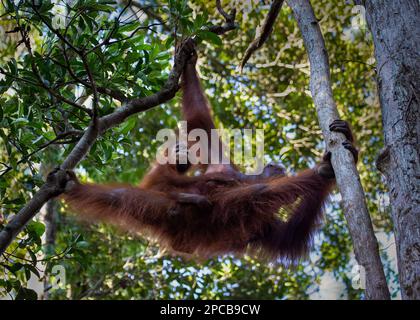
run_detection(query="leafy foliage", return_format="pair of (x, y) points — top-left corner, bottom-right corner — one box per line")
(0, 0), (397, 299)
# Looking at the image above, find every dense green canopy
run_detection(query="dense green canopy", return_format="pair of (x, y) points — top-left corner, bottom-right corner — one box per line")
(0, 0), (397, 299)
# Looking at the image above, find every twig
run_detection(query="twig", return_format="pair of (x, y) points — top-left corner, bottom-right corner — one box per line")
(85, 0), (132, 54)
(14, 21), (91, 116)
(215, 0), (231, 21)
(0, 130), (83, 178)
(131, 2), (167, 29)
(208, 0), (237, 35)
(80, 54), (99, 123)
(30, 0), (82, 55)
(3, 244), (72, 263)
(240, 0), (285, 71)
(48, 46), (127, 102)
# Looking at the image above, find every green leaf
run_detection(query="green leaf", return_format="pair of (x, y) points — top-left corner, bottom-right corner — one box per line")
(8, 262), (24, 273)
(118, 23), (140, 33)
(27, 249), (38, 265)
(24, 264), (40, 279)
(164, 37), (175, 49)
(197, 30), (222, 46)
(42, 131), (56, 141)
(76, 241), (90, 249)
(7, 58), (17, 75)
(93, 4), (114, 12)
(119, 117), (136, 134)
(15, 288), (38, 300)
(12, 118), (29, 127)
(27, 221), (46, 238)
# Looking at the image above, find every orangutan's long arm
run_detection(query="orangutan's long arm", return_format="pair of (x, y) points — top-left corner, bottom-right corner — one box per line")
(214, 165), (335, 261)
(63, 180), (211, 229)
(181, 57), (216, 136)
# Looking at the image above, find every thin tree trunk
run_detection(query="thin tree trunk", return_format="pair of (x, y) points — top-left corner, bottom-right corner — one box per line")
(44, 199), (58, 251)
(287, 0), (390, 299)
(42, 199), (58, 300)
(361, 0), (420, 300)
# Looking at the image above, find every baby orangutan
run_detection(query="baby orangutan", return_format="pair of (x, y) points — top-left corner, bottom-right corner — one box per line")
(58, 43), (358, 262)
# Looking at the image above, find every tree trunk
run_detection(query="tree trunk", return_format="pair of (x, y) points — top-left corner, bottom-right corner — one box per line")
(362, 0), (420, 300)
(42, 199), (58, 300)
(288, 0), (390, 299)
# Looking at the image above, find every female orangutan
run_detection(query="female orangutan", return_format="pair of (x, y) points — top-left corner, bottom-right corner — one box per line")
(59, 43), (358, 262)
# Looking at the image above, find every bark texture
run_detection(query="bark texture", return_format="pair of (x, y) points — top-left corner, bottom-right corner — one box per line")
(363, 0), (420, 300)
(43, 199), (58, 300)
(288, 0), (390, 299)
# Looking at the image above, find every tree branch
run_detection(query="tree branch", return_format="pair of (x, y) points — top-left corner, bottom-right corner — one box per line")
(130, 2), (167, 28)
(51, 51), (128, 103)
(131, 0), (236, 36)
(30, 1), (82, 55)
(98, 40), (193, 130)
(240, 0), (285, 71)
(215, 0), (232, 21)
(15, 22), (91, 116)
(80, 53), (99, 123)
(84, 0), (133, 54)
(208, 0), (237, 35)
(0, 130), (83, 178)
(286, 0), (390, 300)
